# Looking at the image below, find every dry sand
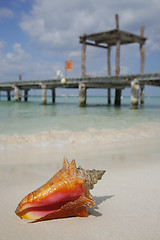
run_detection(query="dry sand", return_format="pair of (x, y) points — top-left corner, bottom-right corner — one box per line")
(0, 133), (160, 240)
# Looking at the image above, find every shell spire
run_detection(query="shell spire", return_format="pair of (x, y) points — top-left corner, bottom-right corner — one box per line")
(15, 158), (106, 222)
(86, 169), (106, 189)
(77, 166), (106, 190)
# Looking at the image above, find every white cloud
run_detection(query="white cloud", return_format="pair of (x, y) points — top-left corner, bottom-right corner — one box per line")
(0, 43), (30, 78)
(0, 42), (64, 81)
(0, 8), (13, 22)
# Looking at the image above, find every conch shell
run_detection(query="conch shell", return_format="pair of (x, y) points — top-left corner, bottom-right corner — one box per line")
(15, 158), (105, 222)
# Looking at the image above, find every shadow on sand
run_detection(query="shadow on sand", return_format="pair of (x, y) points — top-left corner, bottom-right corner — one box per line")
(88, 195), (114, 217)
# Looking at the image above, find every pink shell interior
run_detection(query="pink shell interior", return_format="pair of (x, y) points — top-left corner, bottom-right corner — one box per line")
(20, 184), (83, 219)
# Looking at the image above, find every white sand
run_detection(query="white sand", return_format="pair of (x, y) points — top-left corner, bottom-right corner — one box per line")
(0, 131), (160, 240)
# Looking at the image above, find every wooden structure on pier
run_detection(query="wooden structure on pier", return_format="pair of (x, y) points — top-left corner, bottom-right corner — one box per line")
(79, 14), (147, 105)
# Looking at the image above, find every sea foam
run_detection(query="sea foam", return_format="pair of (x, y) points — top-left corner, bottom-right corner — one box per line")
(0, 124), (160, 149)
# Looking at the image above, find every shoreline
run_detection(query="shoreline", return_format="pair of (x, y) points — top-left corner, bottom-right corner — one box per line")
(0, 122), (160, 143)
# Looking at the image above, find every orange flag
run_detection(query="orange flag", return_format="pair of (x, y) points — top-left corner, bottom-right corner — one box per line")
(65, 60), (73, 71)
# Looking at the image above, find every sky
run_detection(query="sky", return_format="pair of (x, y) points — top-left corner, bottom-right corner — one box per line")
(0, 0), (160, 96)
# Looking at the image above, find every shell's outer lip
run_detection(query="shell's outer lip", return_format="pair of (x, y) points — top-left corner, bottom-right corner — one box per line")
(32, 194), (96, 223)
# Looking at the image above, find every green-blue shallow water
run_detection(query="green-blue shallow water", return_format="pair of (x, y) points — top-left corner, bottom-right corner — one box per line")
(0, 95), (160, 135)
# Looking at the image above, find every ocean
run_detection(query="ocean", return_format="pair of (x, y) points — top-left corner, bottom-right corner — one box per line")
(0, 95), (160, 147)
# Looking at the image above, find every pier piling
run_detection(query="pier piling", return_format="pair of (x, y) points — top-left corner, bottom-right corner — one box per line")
(18, 89), (22, 101)
(115, 89), (122, 106)
(42, 85), (47, 105)
(13, 85), (20, 102)
(140, 86), (144, 104)
(79, 82), (86, 107)
(130, 78), (140, 108)
(7, 91), (11, 101)
(108, 88), (111, 104)
(52, 88), (55, 103)
(24, 90), (28, 102)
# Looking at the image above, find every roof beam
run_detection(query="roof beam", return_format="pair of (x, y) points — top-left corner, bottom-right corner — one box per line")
(85, 41), (108, 49)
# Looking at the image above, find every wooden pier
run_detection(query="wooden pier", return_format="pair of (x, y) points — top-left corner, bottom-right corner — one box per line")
(0, 15), (159, 107)
(0, 73), (160, 106)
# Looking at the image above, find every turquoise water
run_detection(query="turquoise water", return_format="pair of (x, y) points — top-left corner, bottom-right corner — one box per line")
(0, 95), (160, 135)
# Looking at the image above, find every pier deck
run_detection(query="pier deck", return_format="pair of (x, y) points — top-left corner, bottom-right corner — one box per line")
(0, 73), (160, 90)
(0, 73), (160, 106)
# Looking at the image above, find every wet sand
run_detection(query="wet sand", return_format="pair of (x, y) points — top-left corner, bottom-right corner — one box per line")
(0, 132), (160, 240)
